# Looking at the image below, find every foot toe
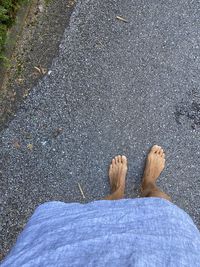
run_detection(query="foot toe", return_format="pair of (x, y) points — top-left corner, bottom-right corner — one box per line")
(109, 163), (113, 176)
(161, 149), (165, 157)
(112, 158), (115, 166)
(109, 162), (112, 168)
(158, 148), (164, 155)
(117, 155), (121, 163)
(122, 155), (127, 165)
(151, 145), (160, 153)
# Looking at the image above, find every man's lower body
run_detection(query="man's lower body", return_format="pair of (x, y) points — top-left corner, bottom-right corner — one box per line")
(2, 145), (200, 267)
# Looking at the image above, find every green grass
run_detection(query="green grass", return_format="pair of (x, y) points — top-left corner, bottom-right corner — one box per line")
(0, 0), (27, 62)
(44, 0), (52, 5)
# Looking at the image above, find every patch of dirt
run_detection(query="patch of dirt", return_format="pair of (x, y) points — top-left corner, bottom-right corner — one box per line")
(0, 0), (76, 132)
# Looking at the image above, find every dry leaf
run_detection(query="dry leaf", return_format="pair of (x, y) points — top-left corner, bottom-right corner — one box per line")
(24, 132), (32, 139)
(17, 78), (24, 84)
(40, 67), (47, 75)
(13, 140), (21, 149)
(27, 144), (33, 150)
(67, 0), (76, 8)
(116, 16), (128, 23)
(34, 66), (47, 75)
(34, 66), (41, 74)
(23, 90), (29, 98)
(38, 4), (44, 12)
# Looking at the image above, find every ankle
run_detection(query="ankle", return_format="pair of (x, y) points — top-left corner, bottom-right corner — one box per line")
(141, 182), (158, 198)
(111, 182), (124, 193)
(113, 188), (124, 199)
(141, 180), (156, 191)
(112, 186), (124, 196)
(105, 187), (124, 200)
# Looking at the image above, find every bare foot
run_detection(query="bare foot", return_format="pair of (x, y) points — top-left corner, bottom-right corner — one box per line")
(109, 155), (127, 195)
(142, 145), (165, 188)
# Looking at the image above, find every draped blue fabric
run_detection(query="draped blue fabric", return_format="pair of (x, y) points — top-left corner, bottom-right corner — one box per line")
(2, 198), (200, 267)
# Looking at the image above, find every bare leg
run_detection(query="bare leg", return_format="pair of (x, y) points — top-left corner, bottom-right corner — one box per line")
(104, 155), (127, 200)
(141, 145), (171, 201)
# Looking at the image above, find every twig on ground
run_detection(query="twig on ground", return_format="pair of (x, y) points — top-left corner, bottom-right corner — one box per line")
(34, 66), (41, 73)
(116, 16), (128, 23)
(77, 182), (86, 199)
(34, 66), (47, 75)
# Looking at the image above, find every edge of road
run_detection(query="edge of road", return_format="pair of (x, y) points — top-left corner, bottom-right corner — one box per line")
(0, 0), (76, 132)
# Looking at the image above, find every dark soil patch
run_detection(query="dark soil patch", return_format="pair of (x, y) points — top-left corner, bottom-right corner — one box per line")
(0, 0), (76, 133)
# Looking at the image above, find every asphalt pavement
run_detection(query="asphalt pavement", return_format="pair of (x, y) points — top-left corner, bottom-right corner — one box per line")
(1, 0), (200, 258)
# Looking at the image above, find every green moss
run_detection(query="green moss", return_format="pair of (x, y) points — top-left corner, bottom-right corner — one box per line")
(0, 0), (27, 62)
(44, 0), (52, 5)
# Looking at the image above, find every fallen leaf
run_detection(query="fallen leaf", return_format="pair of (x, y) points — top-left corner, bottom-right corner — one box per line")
(116, 16), (128, 23)
(27, 144), (33, 150)
(23, 90), (29, 98)
(17, 78), (24, 84)
(38, 4), (44, 12)
(34, 66), (47, 75)
(40, 66), (47, 75)
(23, 131), (32, 139)
(13, 140), (21, 149)
(34, 66), (41, 74)
(67, 0), (76, 8)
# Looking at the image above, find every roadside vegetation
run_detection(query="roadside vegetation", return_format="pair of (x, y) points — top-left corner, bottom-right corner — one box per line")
(0, 0), (26, 62)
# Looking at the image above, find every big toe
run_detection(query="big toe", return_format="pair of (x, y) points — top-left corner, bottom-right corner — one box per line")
(151, 145), (160, 153)
(151, 145), (164, 155)
(112, 158), (115, 166)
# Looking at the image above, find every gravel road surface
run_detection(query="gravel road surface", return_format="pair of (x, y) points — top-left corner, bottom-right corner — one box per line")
(1, 0), (200, 258)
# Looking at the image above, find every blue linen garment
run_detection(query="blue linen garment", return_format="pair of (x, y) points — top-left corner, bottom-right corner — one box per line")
(1, 198), (200, 267)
